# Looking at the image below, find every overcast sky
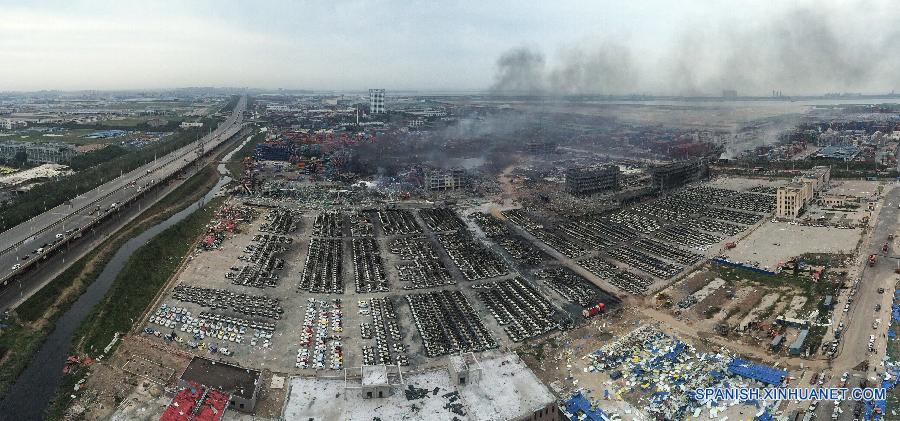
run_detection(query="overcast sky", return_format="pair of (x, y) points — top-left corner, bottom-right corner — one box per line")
(1, 0), (898, 95)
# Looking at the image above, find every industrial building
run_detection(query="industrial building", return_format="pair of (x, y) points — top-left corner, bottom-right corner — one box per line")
(180, 121), (204, 129)
(179, 357), (261, 413)
(814, 145), (859, 161)
(426, 168), (466, 191)
(650, 158), (708, 191)
(284, 353), (560, 421)
(369, 89), (386, 114)
(0, 141), (77, 164)
(775, 166), (830, 219)
(775, 183), (811, 220)
(525, 141), (557, 155)
(821, 193), (860, 208)
(789, 329), (810, 355)
(565, 165), (619, 196)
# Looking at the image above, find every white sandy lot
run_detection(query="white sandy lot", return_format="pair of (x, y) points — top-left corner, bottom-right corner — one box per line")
(724, 221), (861, 268)
(283, 353), (554, 421)
(827, 180), (881, 198)
(706, 176), (789, 192)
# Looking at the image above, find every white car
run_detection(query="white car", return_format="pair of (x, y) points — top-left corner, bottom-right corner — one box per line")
(11, 264), (20, 270)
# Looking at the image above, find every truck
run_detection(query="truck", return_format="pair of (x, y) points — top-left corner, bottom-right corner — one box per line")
(869, 254), (877, 266)
(582, 303), (606, 318)
(724, 242), (736, 249)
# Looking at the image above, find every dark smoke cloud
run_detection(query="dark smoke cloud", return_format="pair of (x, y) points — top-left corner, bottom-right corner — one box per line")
(491, 48), (547, 94)
(491, 6), (900, 96)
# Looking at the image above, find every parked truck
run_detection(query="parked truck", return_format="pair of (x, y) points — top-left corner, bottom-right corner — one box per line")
(582, 303), (606, 318)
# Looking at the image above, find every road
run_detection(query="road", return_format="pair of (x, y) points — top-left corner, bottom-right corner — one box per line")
(774, 184), (900, 420)
(825, 185), (898, 420)
(0, 96), (247, 289)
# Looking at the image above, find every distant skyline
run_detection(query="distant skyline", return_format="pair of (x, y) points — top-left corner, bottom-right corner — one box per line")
(1, 0), (898, 96)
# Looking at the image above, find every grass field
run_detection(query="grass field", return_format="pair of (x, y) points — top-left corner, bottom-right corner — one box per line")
(0, 320), (48, 400)
(6, 129), (98, 145)
(75, 195), (225, 354)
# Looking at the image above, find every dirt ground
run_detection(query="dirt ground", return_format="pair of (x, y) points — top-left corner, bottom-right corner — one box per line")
(79, 336), (193, 420)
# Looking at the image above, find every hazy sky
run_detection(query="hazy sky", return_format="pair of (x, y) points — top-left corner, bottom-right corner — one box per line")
(1, 0), (897, 95)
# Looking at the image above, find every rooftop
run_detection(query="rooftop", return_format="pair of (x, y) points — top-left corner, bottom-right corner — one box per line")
(816, 145), (859, 160)
(180, 357), (260, 401)
(283, 353), (554, 421)
(361, 365), (389, 386)
(457, 354), (555, 421)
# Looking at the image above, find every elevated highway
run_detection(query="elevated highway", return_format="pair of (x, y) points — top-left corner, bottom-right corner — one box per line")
(0, 96), (248, 294)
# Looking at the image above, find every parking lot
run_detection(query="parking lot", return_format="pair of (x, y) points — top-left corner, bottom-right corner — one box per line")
(137, 203), (603, 376)
(499, 182), (773, 295)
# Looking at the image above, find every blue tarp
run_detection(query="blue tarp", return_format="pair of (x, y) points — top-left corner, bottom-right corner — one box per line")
(564, 392), (606, 421)
(664, 342), (686, 360)
(727, 359), (787, 386)
(756, 409), (774, 421)
(871, 367), (900, 420)
(712, 258), (778, 276)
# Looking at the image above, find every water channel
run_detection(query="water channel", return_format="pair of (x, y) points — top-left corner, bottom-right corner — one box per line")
(0, 135), (249, 420)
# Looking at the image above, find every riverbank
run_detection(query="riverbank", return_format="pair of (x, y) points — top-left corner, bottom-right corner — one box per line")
(46, 195), (227, 420)
(0, 163), (220, 399)
(225, 130), (264, 178)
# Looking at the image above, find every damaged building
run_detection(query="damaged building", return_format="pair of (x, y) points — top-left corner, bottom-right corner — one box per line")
(565, 165), (619, 196)
(0, 141), (77, 164)
(650, 158), (708, 191)
(426, 168), (467, 191)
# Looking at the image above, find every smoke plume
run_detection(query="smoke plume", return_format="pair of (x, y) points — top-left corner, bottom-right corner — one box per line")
(491, 5), (900, 96)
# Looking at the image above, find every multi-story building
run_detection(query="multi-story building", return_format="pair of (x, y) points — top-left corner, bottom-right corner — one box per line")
(425, 168), (466, 191)
(650, 158), (708, 191)
(801, 165), (830, 192)
(775, 166), (831, 219)
(369, 89), (385, 114)
(565, 165), (619, 196)
(775, 183), (811, 219)
(525, 141), (557, 155)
